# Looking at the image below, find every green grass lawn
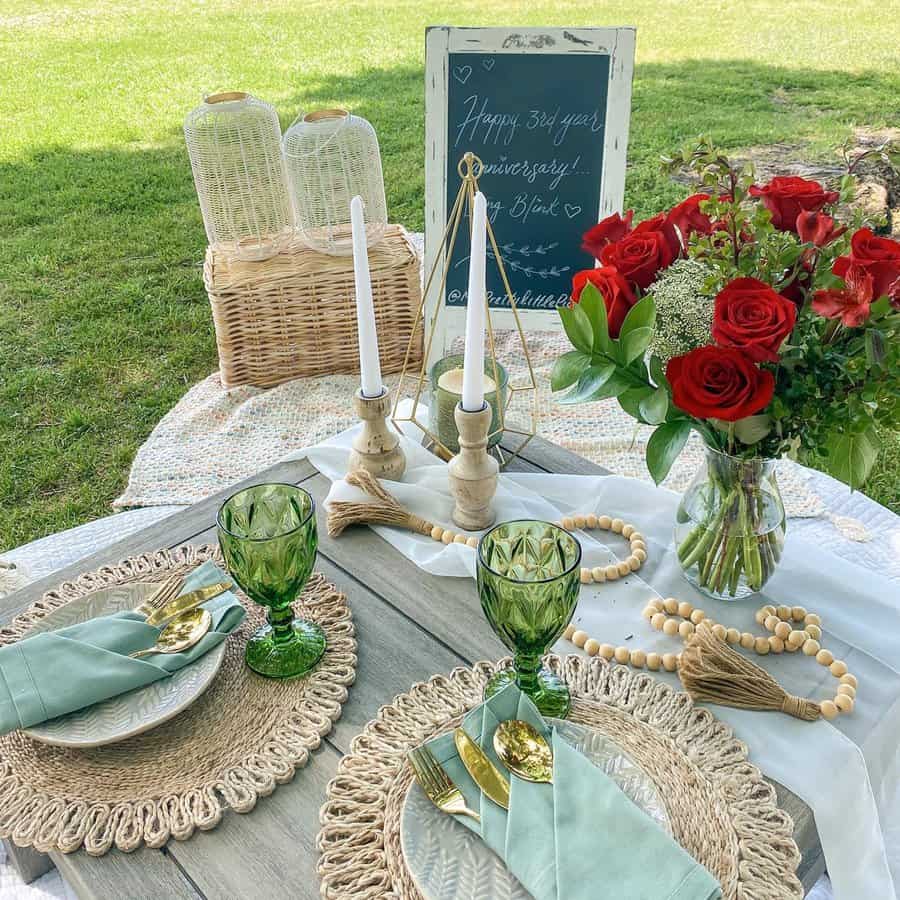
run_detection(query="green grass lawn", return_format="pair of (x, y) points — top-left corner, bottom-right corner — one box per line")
(1, 0), (898, 548)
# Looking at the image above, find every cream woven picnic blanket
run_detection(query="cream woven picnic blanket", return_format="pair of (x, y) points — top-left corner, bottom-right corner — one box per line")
(113, 232), (868, 540)
(113, 330), (866, 538)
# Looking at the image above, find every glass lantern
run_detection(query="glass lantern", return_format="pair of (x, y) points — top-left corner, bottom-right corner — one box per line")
(282, 109), (388, 256)
(184, 92), (294, 261)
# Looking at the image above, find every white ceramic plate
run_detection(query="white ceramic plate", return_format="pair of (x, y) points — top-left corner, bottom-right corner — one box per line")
(23, 582), (227, 749)
(400, 718), (670, 900)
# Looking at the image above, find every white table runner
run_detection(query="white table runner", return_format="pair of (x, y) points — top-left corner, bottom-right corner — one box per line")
(308, 426), (900, 900)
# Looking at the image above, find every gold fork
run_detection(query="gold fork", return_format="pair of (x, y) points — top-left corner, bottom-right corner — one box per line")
(408, 746), (481, 823)
(134, 573), (185, 618)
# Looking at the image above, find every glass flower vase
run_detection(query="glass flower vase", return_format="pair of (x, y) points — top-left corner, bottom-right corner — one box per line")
(674, 447), (786, 601)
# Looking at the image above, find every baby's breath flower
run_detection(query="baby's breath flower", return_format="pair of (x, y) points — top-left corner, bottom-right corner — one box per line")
(647, 259), (716, 363)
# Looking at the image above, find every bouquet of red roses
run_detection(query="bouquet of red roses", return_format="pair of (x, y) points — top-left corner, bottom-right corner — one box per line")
(553, 138), (899, 598)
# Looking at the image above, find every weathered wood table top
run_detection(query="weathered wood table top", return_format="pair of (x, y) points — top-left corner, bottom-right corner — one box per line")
(0, 435), (823, 898)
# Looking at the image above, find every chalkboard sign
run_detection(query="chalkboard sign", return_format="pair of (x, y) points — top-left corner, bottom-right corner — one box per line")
(425, 26), (635, 353)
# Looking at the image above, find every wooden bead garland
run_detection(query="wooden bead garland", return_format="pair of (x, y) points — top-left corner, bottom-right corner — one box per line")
(326, 472), (646, 570)
(422, 511), (648, 565)
(564, 599), (857, 721)
(429, 524), (479, 549)
(552, 514), (647, 583)
(326, 473), (852, 722)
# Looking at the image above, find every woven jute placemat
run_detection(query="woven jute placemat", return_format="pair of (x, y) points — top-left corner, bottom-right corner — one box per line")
(318, 656), (802, 900)
(0, 544), (357, 856)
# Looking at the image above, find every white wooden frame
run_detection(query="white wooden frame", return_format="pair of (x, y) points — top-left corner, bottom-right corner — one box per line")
(424, 25), (636, 360)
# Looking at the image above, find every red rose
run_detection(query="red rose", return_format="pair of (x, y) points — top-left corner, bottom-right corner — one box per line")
(667, 346), (775, 422)
(832, 228), (900, 298)
(749, 176), (839, 232)
(570, 267), (637, 338)
(712, 277), (797, 362)
(600, 214), (679, 290)
(812, 264), (874, 327)
(666, 193), (714, 246)
(582, 210), (634, 259)
(796, 210), (846, 247)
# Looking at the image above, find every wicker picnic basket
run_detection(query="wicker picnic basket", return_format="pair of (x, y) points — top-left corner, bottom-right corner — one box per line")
(203, 224), (422, 389)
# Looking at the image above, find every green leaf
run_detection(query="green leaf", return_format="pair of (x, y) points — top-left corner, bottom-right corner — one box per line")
(865, 329), (885, 367)
(615, 295), (656, 364)
(646, 420), (692, 484)
(649, 354), (668, 389)
(733, 414), (773, 445)
(551, 350), (591, 392)
(639, 387), (669, 425)
(558, 304), (593, 354)
(618, 386), (653, 422)
(558, 362), (616, 404)
(618, 294), (657, 344)
(822, 426), (881, 491)
(590, 370), (633, 402)
(870, 296), (891, 319)
(576, 282), (612, 353)
(621, 326), (654, 365)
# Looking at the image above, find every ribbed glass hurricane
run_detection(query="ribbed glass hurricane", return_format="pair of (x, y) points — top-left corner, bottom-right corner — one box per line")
(217, 483), (325, 678)
(477, 520), (582, 718)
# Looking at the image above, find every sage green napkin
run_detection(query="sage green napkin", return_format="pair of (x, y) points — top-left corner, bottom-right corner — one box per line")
(424, 683), (721, 900)
(0, 561), (245, 735)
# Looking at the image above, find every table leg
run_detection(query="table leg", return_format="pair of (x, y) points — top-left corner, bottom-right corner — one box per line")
(4, 840), (54, 884)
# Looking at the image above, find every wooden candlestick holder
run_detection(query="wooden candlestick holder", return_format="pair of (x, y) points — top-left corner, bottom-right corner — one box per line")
(447, 403), (499, 531)
(348, 387), (406, 480)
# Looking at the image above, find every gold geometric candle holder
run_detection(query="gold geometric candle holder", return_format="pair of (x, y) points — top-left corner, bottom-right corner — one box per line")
(391, 152), (537, 467)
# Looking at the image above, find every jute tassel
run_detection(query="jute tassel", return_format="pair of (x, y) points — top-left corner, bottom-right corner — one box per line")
(327, 469), (435, 538)
(679, 622), (821, 721)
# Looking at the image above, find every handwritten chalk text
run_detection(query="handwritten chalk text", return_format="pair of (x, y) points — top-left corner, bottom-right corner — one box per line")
(481, 155), (582, 191)
(454, 95), (519, 147)
(527, 107), (604, 146)
(448, 288), (570, 310)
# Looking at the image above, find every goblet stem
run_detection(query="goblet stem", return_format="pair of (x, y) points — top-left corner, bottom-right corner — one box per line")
(268, 604), (296, 645)
(514, 651), (542, 695)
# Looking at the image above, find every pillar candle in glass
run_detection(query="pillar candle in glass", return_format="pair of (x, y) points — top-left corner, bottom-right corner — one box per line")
(461, 191), (487, 412)
(429, 354), (508, 455)
(350, 195), (383, 398)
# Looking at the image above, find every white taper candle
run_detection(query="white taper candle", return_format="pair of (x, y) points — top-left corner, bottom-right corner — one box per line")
(462, 191), (487, 412)
(350, 195), (383, 398)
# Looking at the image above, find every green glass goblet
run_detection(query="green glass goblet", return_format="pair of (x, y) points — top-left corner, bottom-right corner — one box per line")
(477, 519), (582, 718)
(217, 483), (326, 678)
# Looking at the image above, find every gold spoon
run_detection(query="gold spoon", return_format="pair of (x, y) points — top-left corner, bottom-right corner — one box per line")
(493, 719), (554, 784)
(129, 608), (212, 659)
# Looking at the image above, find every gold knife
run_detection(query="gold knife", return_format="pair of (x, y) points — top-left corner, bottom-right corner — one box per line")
(454, 727), (510, 810)
(145, 581), (234, 628)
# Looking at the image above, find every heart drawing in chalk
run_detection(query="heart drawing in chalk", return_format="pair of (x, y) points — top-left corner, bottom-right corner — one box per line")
(564, 204), (582, 219)
(482, 58), (495, 71)
(453, 65), (472, 84)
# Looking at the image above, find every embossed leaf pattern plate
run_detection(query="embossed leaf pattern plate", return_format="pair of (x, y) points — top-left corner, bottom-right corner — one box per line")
(23, 582), (227, 749)
(401, 718), (670, 900)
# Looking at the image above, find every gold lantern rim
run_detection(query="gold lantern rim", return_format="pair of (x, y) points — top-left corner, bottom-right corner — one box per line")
(204, 91), (251, 105)
(302, 108), (350, 123)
